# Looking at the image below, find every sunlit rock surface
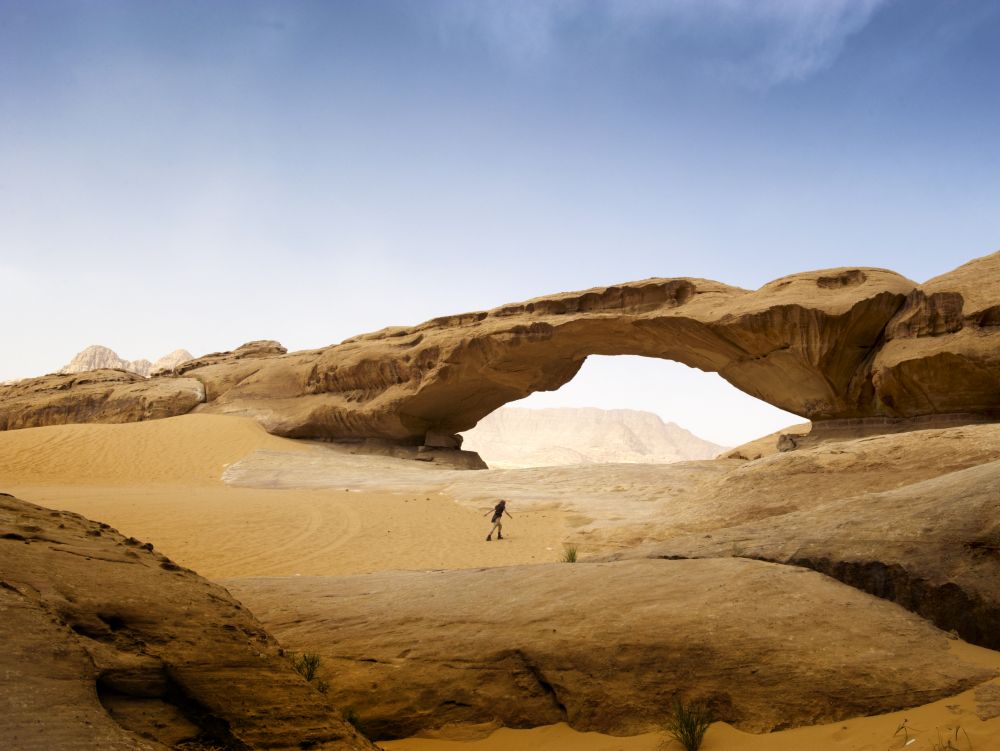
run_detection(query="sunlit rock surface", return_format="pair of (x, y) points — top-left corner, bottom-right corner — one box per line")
(2, 252), (998, 444)
(0, 493), (377, 751)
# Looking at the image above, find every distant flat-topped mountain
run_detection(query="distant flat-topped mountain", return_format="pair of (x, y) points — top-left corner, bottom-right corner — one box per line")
(60, 345), (193, 377)
(461, 407), (726, 468)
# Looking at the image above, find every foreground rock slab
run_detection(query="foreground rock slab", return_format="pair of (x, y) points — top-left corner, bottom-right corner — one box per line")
(228, 558), (993, 740)
(607, 456), (1000, 650)
(0, 493), (376, 751)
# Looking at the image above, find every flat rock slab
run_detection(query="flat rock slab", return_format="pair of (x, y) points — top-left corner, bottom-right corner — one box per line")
(607, 458), (1000, 649)
(227, 558), (994, 740)
(0, 494), (376, 751)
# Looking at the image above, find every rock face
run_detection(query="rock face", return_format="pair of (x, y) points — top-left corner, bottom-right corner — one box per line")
(60, 345), (193, 378)
(228, 558), (994, 739)
(3, 252), (999, 445)
(0, 493), (376, 751)
(460, 407), (725, 467)
(0, 370), (204, 431)
(607, 455), (1000, 650)
(874, 252), (1000, 419)
(150, 349), (194, 375)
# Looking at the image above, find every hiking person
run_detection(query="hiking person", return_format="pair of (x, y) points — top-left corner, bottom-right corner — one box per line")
(485, 499), (512, 541)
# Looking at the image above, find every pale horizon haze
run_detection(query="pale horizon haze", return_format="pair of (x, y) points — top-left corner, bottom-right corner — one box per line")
(2, 1), (999, 445)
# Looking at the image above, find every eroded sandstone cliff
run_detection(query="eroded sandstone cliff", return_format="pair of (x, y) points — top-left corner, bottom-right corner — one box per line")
(2, 253), (997, 446)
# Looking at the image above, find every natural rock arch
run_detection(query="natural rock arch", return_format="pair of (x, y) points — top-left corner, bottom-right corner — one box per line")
(2, 252), (999, 446)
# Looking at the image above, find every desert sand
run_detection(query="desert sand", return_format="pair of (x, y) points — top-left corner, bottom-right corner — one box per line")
(2, 413), (998, 750)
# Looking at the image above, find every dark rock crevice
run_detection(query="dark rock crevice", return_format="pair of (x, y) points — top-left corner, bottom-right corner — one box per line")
(98, 666), (252, 751)
(785, 556), (1000, 650)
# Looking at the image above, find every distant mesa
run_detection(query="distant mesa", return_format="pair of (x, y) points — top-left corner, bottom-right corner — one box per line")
(3, 252), (1000, 449)
(461, 407), (726, 467)
(60, 344), (194, 378)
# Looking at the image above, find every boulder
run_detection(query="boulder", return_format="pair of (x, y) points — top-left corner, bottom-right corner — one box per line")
(0, 493), (376, 751)
(228, 558), (994, 739)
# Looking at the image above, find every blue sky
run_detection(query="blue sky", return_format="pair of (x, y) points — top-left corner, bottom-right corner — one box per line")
(2, 1), (999, 443)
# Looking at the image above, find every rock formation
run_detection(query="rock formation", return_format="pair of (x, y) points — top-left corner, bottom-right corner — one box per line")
(228, 558), (994, 739)
(606, 453), (1000, 650)
(460, 407), (725, 467)
(0, 370), (205, 431)
(60, 345), (193, 378)
(0, 493), (376, 751)
(150, 349), (194, 375)
(3, 252), (998, 446)
(221, 421), (1000, 651)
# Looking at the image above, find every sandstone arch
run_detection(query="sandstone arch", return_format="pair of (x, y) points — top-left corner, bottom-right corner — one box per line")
(2, 252), (999, 446)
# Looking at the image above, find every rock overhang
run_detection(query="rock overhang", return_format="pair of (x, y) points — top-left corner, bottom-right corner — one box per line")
(1, 252), (997, 446)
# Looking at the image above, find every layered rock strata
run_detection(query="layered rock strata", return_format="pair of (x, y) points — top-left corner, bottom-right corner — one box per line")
(228, 558), (994, 739)
(0, 493), (376, 751)
(605, 453), (1000, 649)
(0, 370), (204, 432)
(2, 253), (998, 446)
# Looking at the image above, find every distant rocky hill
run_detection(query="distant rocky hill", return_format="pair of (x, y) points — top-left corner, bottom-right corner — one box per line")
(60, 345), (193, 377)
(461, 407), (726, 467)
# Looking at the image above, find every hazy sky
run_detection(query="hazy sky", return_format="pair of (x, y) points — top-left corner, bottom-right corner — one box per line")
(2, 1), (999, 444)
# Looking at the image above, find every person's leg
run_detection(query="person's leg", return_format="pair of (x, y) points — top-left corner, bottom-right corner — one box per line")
(496, 520), (503, 540)
(487, 519), (500, 540)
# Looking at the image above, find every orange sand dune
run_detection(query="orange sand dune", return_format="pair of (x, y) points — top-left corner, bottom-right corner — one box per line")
(0, 413), (305, 484)
(1, 415), (566, 578)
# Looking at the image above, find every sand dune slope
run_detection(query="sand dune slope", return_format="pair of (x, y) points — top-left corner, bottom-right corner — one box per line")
(0, 414), (305, 484)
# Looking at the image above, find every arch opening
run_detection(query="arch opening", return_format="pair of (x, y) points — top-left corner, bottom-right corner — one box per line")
(460, 355), (802, 468)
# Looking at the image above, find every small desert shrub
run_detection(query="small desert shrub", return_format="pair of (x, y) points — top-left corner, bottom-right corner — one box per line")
(931, 725), (972, 751)
(663, 697), (711, 751)
(315, 678), (330, 694)
(893, 719), (913, 744)
(562, 544), (578, 563)
(292, 652), (322, 682)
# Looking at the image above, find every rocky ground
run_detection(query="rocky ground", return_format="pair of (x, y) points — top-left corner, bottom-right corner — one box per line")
(227, 558), (992, 740)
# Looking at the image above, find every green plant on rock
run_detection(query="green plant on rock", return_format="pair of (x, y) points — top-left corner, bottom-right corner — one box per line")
(292, 652), (322, 682)
(662, 697), (712, 751)
(562, 543), (578, 563)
